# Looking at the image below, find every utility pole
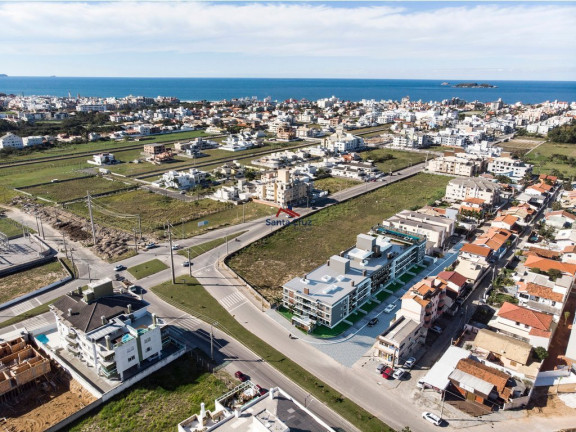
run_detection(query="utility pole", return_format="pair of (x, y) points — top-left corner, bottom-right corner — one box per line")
(62, 233), (68, 259)
(87, 263), (92, 283)
(39, 217), (45, 240)
(133, 228), (138, 252)
(188, 247), (192, 277)
(70, 247), (76, 278)
(138, 214), (142, 241)
(210, 323), (214, 361)
(87, 191), (97, 246)
(167, 222), (176, 284)
(226, 233), (229, 256)
(242, 202), (245, 223)
(35, 216), (40, 235)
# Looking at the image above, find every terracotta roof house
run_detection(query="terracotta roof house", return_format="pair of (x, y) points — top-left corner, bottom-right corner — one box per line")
(524, 255), (576, 276)
(488, 302), (556, 349)
(437, 271), (467, 296)
(448, 358), (514, 410)
(460, 243), (493, 265)
(491, 215), (519, 231)
(473, 228), (513, 259)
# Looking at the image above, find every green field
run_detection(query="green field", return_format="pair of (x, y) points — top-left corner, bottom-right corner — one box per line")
(360, 149), (428, 173)
(0, 215), (26, 237)
(228, 173), (450, 301)
(66, 190), (275, 238)
(524, 141), (576, 177)
(127, 259), (168, 279)
(0, 260), (68, 305)
(134, 129), (209, 143)
(24, 176), (136, 202)
(499, 137), (544, 156)
(178, 231), (246, 260)
(69, 353), (228, 432)
(313, 177), (361, 193)
(152, 277), (393, 432)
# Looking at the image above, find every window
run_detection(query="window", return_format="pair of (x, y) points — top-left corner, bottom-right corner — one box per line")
(128, 355), (136, 362)
(144, 337), (151, 343)
(146, 347), (152, 352)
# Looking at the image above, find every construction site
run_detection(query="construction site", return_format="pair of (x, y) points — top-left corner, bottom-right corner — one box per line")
(0, 334), (96, 432)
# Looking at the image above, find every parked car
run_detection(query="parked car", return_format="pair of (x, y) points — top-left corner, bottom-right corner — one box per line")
(367, 317), (379, 327)
(422, 412), (443, 426)
(182, 261), (191, 267)
(416, 379), (425, 389)
(115, 273), (124, 281)
(234, 371), (247, 382)
(384, 303), (397, 314)
(172, 244), (180, 250)
(114, 265), (125, 271)
(129, 285), (142, 294)
(376, 363), (385, 373)
(393, 368), (407, 380)
(381, 366), (394, 380)
(256, 384), (267, 395)
(404, 357), (416, 369)
(430, 325), (443, 334)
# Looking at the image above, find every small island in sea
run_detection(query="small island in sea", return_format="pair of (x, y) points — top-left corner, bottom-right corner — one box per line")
(441, 82), (450, 86)
(453, 82), (496, 88)
(0, 74), (7, 77)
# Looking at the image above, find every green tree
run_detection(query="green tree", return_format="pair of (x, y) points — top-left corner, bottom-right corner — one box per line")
(547, 268), (563, 281)
(551, 201), (563, 211)
(534, 346), (549, 361)
(565, 311), (571, 325)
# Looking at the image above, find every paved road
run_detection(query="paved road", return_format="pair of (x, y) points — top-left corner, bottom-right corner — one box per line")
(5, 164), (576, 431)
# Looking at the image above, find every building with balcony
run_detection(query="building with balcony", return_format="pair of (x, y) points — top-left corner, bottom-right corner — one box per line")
(444, 177), (501, 206)
(426, 155), (485, 177)
(50, 279), (163, 381)
(254, 169), (312, 208)
(283, 229), (426, 330)
(373, 315), (425, 367)
(399, 276), (448, 330)
(487, 155), (533, 180)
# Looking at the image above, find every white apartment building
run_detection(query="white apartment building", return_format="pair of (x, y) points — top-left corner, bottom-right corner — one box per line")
(76, 104), (107, 112)
(283, 230), (426, 330)
(0, 132), (23, 149)
(444, 177), (501, 206)
(374, 316), (425, 367)
(392, 133), (432, 149)
(153, 168), (206, 190)
(22, 136), (44, 147)
(487, 156), (533, 180)
(382, 209), (455, 253)
(51, 279), (163, 381)
(426, 155), (485, 177)
(321, 127), (364, 153)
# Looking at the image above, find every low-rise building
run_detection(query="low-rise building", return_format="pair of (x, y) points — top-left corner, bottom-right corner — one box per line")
(488, 302), (555, 349)
(0, 132), (23, 149)
(22, 136), (44, 147)
(399, 276), (448, 330)
(254, 169), (312, 207)
(445, 177), (501, 206)
(373, 315), (425, 367)
(283, 230), (426, 330)
(143, 143), (166, 156)
(487, 156), (533, 180)
(426, 155), (485, 177)
(51, 279), (163, 381)
(321, 127), (364, 153)
(88, 152), (116, 166)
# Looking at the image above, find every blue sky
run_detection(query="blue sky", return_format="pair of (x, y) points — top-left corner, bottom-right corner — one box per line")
(1, 1), (575, 80)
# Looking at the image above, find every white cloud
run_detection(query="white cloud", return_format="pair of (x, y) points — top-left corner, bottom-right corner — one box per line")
(0, 2), (574, 78)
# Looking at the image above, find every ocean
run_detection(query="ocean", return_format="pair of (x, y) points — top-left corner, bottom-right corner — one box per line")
(1, 77), (575, 105)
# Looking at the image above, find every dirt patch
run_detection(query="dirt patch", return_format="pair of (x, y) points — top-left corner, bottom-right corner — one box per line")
(0, 368), (96, 432)
(0, 259), (68, 304)
(526, 387), (576, 418)
(12, 196), (138, 261)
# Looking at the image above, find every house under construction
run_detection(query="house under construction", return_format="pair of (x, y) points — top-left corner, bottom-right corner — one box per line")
(0, 337), (51, 398)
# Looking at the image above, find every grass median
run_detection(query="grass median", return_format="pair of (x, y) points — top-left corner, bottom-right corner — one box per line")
(128, 259), (168, 280)
(178, 231), (246, 260)
(152, 276), (394, 432)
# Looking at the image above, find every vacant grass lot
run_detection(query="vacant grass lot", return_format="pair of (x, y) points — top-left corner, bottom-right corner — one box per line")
(228, 173), (449, 301)
(135, 129), (209, 144)
(128, 259), (168, 280)
(24, 176), (135, 203)
(152, 277), (393, 432)
(499, 137), (544, 156)
(0, 260), (68, 305)
(69, 353), (228, 432)
(524, 141), (576, 177)
(360, 149), (428, 173)
(313, 177), (361, 193)
(66, 190), (275, 238)
(0, 215), (26, 237)
(0, 155), (92, 188)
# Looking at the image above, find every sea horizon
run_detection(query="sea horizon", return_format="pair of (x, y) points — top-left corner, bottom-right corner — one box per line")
(1, 76), (575, 104)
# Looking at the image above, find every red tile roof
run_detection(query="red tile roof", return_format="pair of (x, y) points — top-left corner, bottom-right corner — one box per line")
(437, 271), (467, 288)
(497, 302), (554, 331)
(455, 358), (510, 394)
(461, 243), (492, 257)
(524, 283), (564, 303)
(524, 255), (576, 276)
(546, 210), (576, 221)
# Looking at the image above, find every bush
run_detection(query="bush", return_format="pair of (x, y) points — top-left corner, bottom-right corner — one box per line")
(534, 346), (549, 361)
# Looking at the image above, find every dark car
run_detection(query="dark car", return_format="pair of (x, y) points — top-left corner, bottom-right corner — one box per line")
(235, 371), (247, 382)
(367, 317), (379, 327)
(382, 366), (394, 380)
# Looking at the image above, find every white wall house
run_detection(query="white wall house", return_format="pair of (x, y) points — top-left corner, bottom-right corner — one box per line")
(0, 132), (23, 149)
(487, 156), (533, 180)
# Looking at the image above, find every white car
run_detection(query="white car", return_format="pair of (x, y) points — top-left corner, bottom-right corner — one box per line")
(376, 363), (385, 373)
(172, 244), (180, 250)
(384, 303), (397, 314)
(404, 357), (416, 369)
(393, 368), (407, 380)
(422, 411), (443, 426)
(114, 265), (125, 271)
(182, 261), (191, 267)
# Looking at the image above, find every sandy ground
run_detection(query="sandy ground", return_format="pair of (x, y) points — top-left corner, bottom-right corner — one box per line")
(526, 387), (576, 418)
(0, 371), (96, 432)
